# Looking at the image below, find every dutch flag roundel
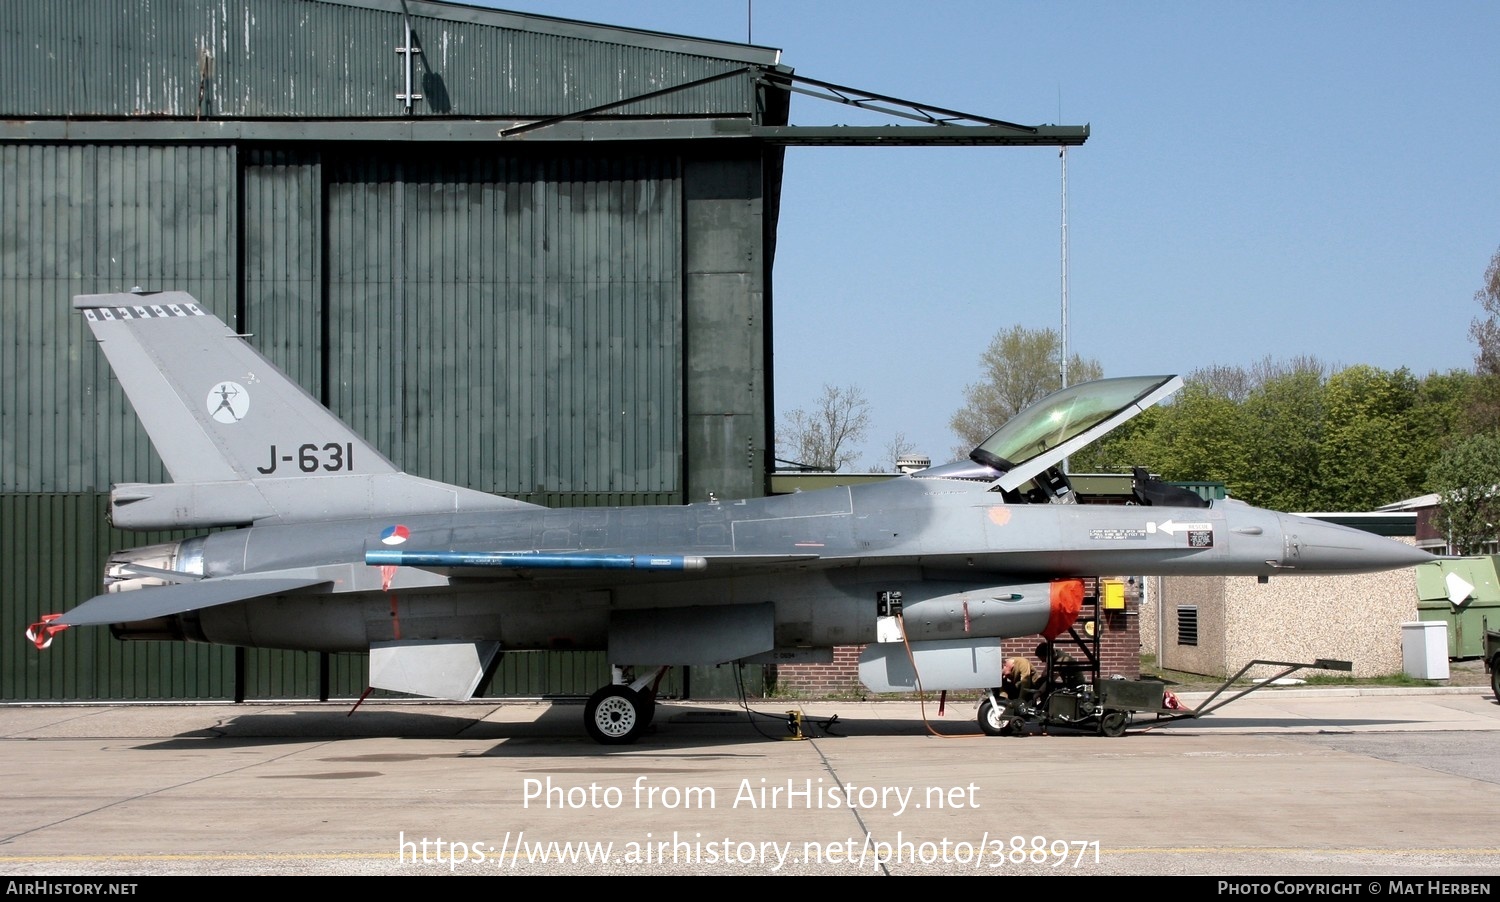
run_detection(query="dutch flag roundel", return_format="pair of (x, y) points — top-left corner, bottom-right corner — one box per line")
(380, 524), (410, 546)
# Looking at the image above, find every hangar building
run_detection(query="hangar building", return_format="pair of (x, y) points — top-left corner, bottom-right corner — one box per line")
(0, 0), (1085, 702)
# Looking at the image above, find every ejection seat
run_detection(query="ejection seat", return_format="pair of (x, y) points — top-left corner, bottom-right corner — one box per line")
(1130, 467), (1210, 508)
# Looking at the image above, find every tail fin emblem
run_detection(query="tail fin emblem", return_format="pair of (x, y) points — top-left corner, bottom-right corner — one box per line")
(207, 382), (250, 423)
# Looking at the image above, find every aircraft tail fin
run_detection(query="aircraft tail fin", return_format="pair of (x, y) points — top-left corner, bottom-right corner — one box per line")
(77, 291), (536, 528)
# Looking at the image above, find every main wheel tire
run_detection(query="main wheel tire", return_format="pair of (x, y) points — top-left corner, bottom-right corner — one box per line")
(1491, 664), (1499, 702)
(978, 698), (1010, 737)
(585, 686), (647, 745)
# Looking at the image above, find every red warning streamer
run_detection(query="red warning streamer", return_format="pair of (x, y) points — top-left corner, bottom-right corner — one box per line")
(26, 614), (67, 650)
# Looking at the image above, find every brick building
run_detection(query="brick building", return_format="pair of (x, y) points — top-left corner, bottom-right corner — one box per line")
(775, 578), (1141, 698)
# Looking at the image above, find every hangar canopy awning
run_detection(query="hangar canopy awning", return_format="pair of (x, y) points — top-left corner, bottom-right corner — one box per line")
(497, 67), (1089, 147)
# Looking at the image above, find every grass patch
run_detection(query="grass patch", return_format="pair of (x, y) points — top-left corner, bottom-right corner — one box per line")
(1141, 655), (1460, 690)
(1138, 660), (1254, 691)
(1301, 671), (1439, 688)
(761, 681), (809, 700)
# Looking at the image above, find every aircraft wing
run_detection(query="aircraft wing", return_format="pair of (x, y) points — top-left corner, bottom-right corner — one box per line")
(54, 577), (333, 627)
(364, 549), (820, 578)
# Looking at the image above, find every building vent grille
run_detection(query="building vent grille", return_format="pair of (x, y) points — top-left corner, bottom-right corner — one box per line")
(1176, 606), (1199, 647)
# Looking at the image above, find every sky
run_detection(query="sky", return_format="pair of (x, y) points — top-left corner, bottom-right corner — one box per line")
(478, 1), (1500, 468)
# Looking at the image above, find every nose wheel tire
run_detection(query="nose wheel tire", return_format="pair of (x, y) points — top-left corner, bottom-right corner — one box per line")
(585, 685), (648, 745)
(977, 698), (1011, 737)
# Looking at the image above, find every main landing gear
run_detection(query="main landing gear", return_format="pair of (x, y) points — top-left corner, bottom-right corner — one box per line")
(584, 666), (668, 745)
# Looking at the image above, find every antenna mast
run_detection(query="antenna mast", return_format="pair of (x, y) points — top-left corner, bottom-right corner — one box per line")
(1060, 146), (1070, 389)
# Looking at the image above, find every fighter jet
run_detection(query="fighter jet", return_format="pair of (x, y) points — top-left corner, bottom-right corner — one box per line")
(28, 291), (1431, 743)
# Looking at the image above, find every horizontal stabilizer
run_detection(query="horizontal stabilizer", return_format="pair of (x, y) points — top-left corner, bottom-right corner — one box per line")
(56, 577), (331, 627)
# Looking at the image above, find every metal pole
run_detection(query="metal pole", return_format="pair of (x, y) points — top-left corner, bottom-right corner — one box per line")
(1059, 146), (1071, 474)
(404, 18), (414, 111)
(395, 6), (422, 112)
(1060, 146), (1069, 389)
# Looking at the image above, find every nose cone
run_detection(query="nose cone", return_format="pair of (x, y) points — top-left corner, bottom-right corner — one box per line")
(1279, 514), (1433, 574)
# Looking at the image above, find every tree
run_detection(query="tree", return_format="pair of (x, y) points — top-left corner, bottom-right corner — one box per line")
(1428, 431), (1500, 554)
(1125, 381), (1249, 488)
(1411, 369), (1479, 452)
(1065, 405), (1159, 474)
(1317, 365), (1421, 510)
(1075, 359), (1481, 513)
(868, 431), (917, 472)
(1466, 246), (1500, 432)
(949, 326), (1102, 452)
(776, 384), (871, 472)
(1235, 361), (1327, 509)
(1469, 246), (1500, 376)
(1249, 354), (1327, 388)
(1187, 364), (1252, 403)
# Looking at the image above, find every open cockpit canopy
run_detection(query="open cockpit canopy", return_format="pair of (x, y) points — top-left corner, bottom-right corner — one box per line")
(918, 375), (1183, 501)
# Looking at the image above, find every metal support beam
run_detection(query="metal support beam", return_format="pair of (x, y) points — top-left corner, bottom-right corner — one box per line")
(752, 71), (1087, 146)
(498, 67), (757, 138)
(749, 124), (1088, 146)
(760, 71), (1034, 129)
(496, 65), (1088, 147)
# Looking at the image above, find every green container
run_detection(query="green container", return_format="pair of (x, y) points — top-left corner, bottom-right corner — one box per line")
(1415, 557), (1500, 658)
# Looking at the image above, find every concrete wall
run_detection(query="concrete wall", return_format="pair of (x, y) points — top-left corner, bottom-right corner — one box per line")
(1154, 575), (1229, 677)
(1148, 539), (1421, 679)
(683, 156), (767, 503)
